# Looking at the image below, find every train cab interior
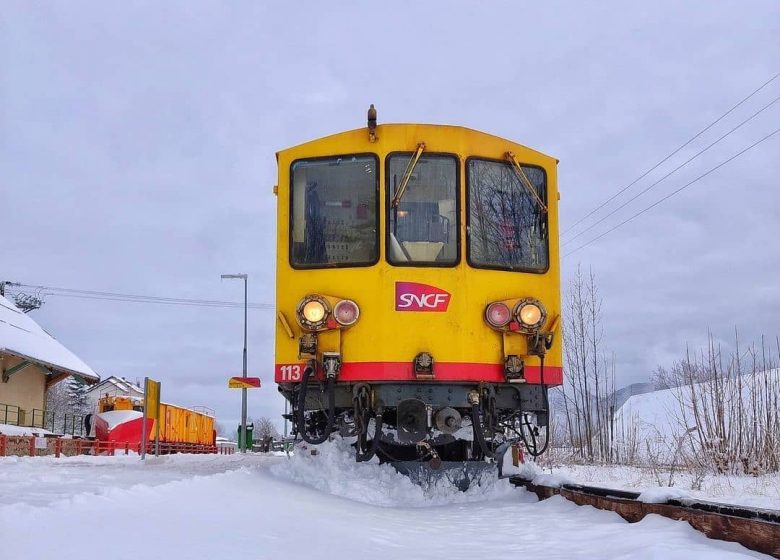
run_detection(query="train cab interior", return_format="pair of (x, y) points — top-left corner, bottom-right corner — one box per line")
(288, 151), (546, 270)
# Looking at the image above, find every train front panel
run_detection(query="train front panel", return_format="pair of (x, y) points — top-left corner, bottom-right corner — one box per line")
(273, 122), (560, 463)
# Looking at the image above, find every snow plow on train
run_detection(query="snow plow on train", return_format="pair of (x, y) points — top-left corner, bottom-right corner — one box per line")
(274, 107), (562, 484)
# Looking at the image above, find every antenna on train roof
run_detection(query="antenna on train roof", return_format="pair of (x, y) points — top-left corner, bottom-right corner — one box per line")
(367, 104), (377, 143)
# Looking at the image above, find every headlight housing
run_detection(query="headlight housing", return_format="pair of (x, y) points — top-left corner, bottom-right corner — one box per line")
(485, 302), (512, 328)
(333, 299), (360, 326)
(296, 295), (330, 330)
(514, 298), (547, 333)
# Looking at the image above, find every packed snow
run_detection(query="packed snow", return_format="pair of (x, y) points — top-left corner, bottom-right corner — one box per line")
(0, 423), (54, 437)
(0, 441), (773, 559)
(638, 486), (693, 504)
(545, 461), (780, 510)
(612, 369), (780, 464)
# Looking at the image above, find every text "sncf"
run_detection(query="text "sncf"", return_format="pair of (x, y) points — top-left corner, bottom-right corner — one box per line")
(395, 282), (451, 312)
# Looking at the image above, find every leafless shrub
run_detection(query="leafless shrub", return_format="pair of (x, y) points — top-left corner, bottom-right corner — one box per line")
(658, 331), (780, 476)
(560, 266), (616, 464)
(254, 417), (280, 440)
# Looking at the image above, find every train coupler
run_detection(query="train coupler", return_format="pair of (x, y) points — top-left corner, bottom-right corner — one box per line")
(504, 355), (525, 382)
(322, 352), (341, 378)
(413, 352), (435, 380)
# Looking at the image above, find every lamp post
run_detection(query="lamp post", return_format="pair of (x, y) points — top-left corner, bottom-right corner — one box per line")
(221, 273), (248, 452)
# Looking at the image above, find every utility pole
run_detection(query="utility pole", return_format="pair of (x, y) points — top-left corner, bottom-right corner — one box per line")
(221, 273), (249, 452)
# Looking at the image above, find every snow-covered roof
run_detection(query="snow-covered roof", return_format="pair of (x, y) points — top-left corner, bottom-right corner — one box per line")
(85, 375), (143, 397)
(0, 295), (98, 382)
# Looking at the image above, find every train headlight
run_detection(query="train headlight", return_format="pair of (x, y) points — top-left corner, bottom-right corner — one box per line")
(514, 298), (546, 332)
(334, 299), (360, 326)
(485, 302), (512, 328)
(297, 295), (330, 330)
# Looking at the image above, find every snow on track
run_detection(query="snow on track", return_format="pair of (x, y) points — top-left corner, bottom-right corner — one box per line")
(268, 437), (515, 506)
(545, 462), (780, 510)
(0, 447), (771, 559)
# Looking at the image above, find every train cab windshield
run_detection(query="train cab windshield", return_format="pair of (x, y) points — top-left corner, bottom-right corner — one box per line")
(467, 159), (548, 272)
(387, 154), (458, 265)
(290, 155), (379, 267)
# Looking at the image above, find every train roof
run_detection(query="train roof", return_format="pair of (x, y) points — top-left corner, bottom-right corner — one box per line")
(276, 123), (558, 164)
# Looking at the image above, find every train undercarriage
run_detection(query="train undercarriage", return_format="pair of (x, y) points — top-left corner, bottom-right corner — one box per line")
(280, 362), (551, 486)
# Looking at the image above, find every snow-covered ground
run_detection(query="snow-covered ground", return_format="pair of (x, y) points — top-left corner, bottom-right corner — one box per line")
(544, 461), (780, 510)
(0, 422), (54, 437)
(0, 452), (265, 507)
(0, 441), (773, 559)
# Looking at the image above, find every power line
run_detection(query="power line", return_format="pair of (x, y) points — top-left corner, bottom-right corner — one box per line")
(563, 71), (780, 236)
(6, 282), (274, 310)
(562, 93), (780, 246)
(563, 126), (780, 258)
(38, 292), (272, 309)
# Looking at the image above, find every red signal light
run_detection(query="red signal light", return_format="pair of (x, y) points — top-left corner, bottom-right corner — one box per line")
(334, 299), (360, 326)
(485, 302), (511, 328)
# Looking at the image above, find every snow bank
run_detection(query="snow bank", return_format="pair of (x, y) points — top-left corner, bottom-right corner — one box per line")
(500, 453), (574, 488)
(269, 437), (520, 507)
(612, 370), (780, 464)
(639, 487), (692, 504)
(548, 463), (780, 511)
(0, 423), (54, 436)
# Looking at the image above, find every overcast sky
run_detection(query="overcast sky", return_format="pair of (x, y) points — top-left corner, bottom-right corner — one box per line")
(2, 1), (778, 430)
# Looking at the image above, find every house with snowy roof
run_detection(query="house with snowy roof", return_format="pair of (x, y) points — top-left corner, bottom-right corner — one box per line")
(0, 295), (99, 429)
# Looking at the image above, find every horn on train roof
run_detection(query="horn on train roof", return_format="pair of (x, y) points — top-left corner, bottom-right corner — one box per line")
(367, 104), (377, 143)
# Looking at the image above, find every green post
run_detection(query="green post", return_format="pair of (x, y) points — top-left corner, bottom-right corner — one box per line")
(238, 423), (254, 452)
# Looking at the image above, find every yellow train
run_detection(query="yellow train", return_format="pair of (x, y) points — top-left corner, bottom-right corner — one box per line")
(274, 107), (561, 470)
(95, 395), (215, 448)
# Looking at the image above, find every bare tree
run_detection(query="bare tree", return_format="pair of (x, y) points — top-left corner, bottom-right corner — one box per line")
(254, 417), (280, 440)
(560, 265), (616, 463)
(646, 330), (780, 475)
(45, 382), (70, 417)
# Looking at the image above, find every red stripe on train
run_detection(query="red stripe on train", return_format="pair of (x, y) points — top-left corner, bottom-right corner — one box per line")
(275, 361), (562, 385)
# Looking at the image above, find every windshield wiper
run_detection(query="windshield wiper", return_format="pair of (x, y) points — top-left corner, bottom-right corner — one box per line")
(505, 151), (548, 214)
(391, 143), (425, 208)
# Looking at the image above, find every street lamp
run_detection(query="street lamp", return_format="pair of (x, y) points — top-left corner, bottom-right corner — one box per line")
(221, 273), (248, 452)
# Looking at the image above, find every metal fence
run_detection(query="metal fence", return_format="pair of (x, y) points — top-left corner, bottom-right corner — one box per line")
(0, 403), (21, 426)
(29, 409), (56, 431)
(0, 436), (228, 458)
(62, 413), (86, 436)
(0, 403), (84, 435)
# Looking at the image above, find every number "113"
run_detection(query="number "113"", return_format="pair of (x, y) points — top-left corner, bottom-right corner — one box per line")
(279, 364), (302, 381)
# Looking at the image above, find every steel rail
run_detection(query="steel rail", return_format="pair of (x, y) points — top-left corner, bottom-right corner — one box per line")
(510, 476), (780, 558)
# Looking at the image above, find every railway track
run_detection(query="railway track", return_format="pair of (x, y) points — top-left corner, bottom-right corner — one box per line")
(509, 476), (780, 558)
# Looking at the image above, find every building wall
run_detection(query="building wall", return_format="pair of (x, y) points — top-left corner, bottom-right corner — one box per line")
(0, 354), (48, 422)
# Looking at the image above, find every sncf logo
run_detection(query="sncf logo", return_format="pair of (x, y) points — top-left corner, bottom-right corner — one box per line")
(395, 282), (451, 312)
